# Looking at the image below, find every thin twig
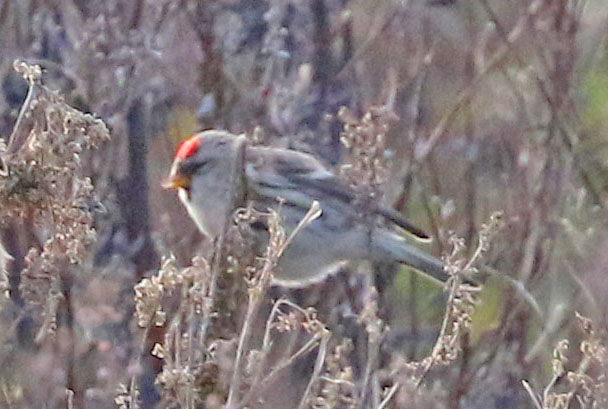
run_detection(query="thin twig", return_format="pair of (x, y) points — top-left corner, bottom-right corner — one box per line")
(260, 335), (323, 388)
(359, 338), (379, 409)
(415, 0), (543, 163)
(297, 333), (331, 409)
(1, 379), (15, 409)
(8, 67), (38, 154)
(228, 200), (322, 407)
(226, 289), (260, 407)
(239, 300), (323, 407)
(376, 382), (400, 409)
(522, 380), (543, 409)
(244, 299), (308, 395)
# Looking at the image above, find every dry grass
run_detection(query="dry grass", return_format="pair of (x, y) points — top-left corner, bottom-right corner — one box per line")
(0, 1), (607, 408)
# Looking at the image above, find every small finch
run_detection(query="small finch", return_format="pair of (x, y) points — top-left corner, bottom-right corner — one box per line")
(164, 130), (446, 287)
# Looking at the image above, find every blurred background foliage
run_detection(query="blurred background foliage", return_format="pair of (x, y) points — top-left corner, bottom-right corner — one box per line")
(0, 0), (607, 408)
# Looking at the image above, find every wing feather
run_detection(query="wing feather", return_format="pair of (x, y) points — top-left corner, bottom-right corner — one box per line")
(245, 146), (429, 239)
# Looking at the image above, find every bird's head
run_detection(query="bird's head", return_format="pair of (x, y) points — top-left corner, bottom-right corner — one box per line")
(163, 134), (203, 193)
(163, 131), (236, 194)
(163, 130), (247, 238)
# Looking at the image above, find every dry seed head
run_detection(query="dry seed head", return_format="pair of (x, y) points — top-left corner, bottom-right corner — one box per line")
(312, 338), (356, 409)
(545, 393), (568, 409)
(3, 62), (109, 331)
(151, 343), (165, 359)
(275, 310), (300, 332)
(114, 383), (139, 409)
(338, 106), (391, 205)
(155, 367), (197, 403)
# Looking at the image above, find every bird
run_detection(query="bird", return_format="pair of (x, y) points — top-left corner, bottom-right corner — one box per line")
(163, 130), (447, 288)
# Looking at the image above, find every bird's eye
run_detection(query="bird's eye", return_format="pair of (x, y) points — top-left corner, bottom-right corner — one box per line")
(179, 159), (209, 176)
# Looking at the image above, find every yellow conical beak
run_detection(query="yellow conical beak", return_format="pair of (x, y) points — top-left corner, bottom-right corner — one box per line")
(162, 171), (191, 190)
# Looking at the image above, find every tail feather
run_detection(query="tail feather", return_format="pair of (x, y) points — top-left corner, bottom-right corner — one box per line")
(371, 230), (448, 283)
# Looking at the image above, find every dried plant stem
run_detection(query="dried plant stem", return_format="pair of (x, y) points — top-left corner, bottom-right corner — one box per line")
(263, 335), (323, 386)
(130, 264), (177, 409)
(478, 0), (607, 213)
(1, 379), (15, 409)
(359, 280), (382, 409)
(359, 338), (379, 409)
(415, 0), (543, 162)
(241, 298), (291, 399)
(522, 352), (594, 409)
(237, 299), (325, 407)
(278, 200), (322, 255)
(297, 333), (331, 409)
(542, 373), (561, 405)
(242, 299), (319, 403)
(129, 299), (162, 409)
(228, 202), (321, 407)
(66, 389), (74, 409)
(414, 275), (464, 389)
(522, 380), (543, 409)
(415, 227), (490, 388)
(169, 308), (189, 407)
(7, 63), (39, 154)
(518, 207), (542, 283)
(226, 290), (261, 408)
(226, 231), (277, 407)
(185, 304), (196, 408)
(240, 332), (323, 407)
(213, 136), (252, 407)
(563, 354), (594, 408)
(376, 382), (399, 409)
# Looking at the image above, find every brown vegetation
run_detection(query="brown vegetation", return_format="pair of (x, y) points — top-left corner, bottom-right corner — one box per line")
(0, 1), (607, 409)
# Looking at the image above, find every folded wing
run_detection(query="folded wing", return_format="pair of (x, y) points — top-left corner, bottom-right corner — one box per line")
(245, 146), (429, 240)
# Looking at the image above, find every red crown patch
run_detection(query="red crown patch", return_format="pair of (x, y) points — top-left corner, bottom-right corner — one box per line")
(175, 136), (200, 160)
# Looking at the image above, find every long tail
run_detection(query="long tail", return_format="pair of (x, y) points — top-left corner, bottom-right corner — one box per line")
(371, 230), (448, 283)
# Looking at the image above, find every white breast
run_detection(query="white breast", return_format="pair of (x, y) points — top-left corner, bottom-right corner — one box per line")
(179, 188), (212, 237)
